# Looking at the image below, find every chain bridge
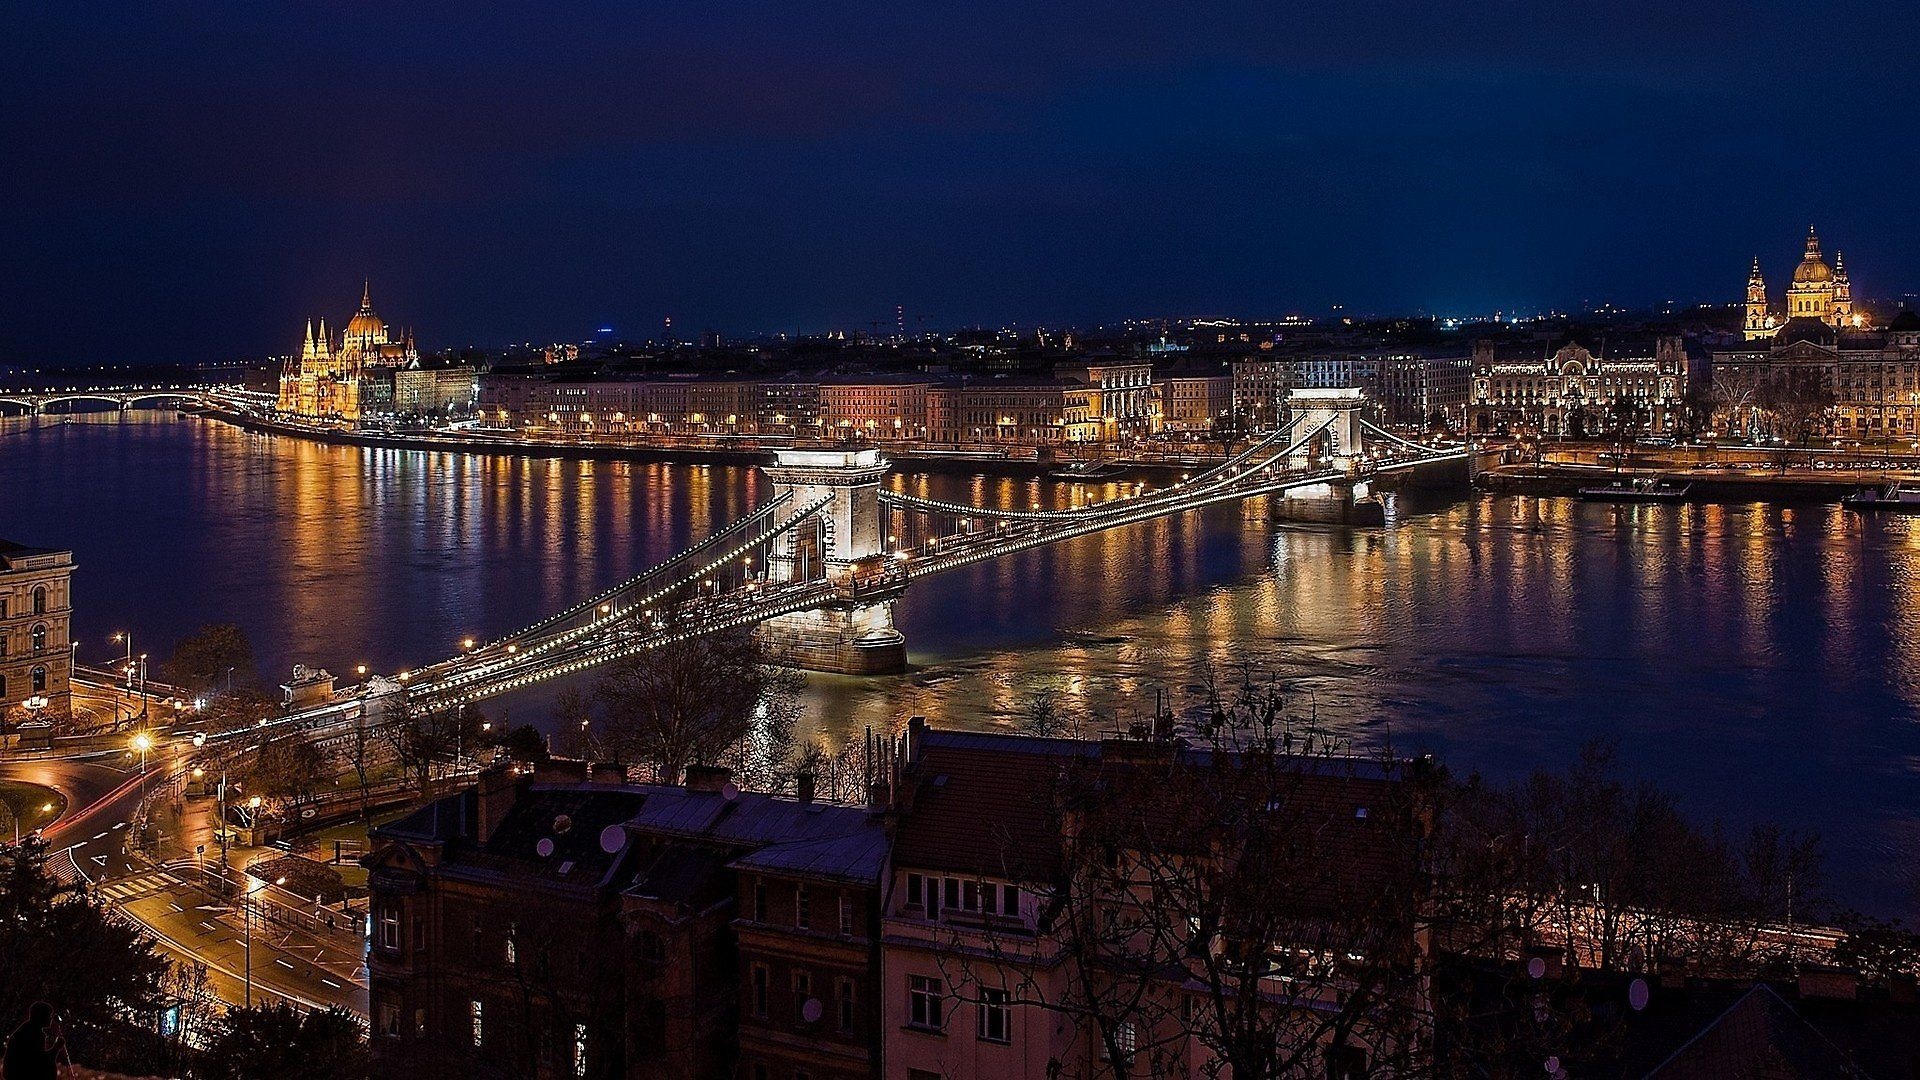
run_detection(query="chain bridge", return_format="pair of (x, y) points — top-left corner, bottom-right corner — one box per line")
(221, 388), (1463, 739)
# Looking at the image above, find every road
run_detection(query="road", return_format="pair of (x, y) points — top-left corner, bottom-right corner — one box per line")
(5, 758), (153, 880)
(4, 754), (370, 1018)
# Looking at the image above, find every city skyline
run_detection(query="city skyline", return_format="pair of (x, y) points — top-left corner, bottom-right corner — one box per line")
(5, 3), (1920, 365)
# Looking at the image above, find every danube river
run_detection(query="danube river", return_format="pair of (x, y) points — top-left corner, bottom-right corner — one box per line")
(5, 413), (1919, 916)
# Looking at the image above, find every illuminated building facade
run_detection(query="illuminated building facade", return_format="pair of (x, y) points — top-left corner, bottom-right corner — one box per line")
(1469, 335), (1690, 437)
(1744, 227), (1862, 341)
(1156, 373), (1234, 432)
(925, 379), (1096, 444)
(277, 283), (419, 422)
(1712, 310), (1920, 441)
(0, 539), (74, 722)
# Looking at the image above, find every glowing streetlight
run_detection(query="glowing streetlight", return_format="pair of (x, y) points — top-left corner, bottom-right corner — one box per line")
(462, 637), (476, 650)
(130, 731), (153, 772)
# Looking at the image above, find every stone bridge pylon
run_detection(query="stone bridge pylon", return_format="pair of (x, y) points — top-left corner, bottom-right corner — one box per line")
(756, 448), (909, 674)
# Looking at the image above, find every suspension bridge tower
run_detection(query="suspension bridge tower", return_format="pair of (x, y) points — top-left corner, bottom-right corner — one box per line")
(1284, 387), (1367, 468)
(758, 448), (909, 674)
(1277, 388), (1383, 524)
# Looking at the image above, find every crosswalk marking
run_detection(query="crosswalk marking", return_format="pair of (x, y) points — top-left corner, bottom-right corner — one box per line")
(94, 870), (184, 905)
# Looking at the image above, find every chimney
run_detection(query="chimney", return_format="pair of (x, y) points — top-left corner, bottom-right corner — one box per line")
(906, 715), (928, 767)
(685, 764), (732, 793)
(590, 762), (627, 786)
(795, 771), (816, 805)
(474, 763), (521, 844)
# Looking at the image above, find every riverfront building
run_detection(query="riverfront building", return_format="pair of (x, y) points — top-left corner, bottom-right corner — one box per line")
(1469, 334), (1691, 437)
(0, 539), (74, 723)
(277, 283), (420, 423)
(1711, 231), (1920, 441)
(1233, 351), (1471, 432)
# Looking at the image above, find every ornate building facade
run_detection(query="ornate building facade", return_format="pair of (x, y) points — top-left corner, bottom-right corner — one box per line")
(1744, 227), (1861, 340)
(277, 283), (418, 422)
(1469, 334), (1690, 437)
(0, 539), (74, 723)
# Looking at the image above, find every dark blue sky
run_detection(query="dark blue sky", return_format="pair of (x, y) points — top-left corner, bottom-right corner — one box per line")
(5, 2), (1918, 365)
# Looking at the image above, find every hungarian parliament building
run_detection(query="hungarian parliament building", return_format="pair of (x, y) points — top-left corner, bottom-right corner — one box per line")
(276, 284), (474, 423)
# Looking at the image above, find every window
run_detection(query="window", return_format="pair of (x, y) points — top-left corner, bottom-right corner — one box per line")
(468, 999), (484, 1048)
(750, 963), (770, 1018)
(753, 880), (768, 922)
(792, 969), (812, 1018)
(412, 917), (426, 951)
(835, 977), (857, 1033)
(31, 624), (46, 652)
(943, 878), (960, 910)
(977, 987), (1011, 1044)
(839, 893), (855, 936)
(571, 1023), (588, 1078)
(377, 907), (400, 950)
(377, 1001), (400, 1039)
(906, 873), (923, 907)
(31, 667), (46, 693)
(908, 975), (944, 1030)
(795, 884), (810, 929)
(32, 587), (46, 615)
(0, 675), (6, 699)
(504, 926), (517, 967)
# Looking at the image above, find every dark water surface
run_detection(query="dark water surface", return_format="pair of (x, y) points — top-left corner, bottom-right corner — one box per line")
(4, 414), (1917, 915)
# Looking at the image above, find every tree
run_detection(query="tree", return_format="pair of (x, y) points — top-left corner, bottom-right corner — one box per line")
(164, 623), (258, 695)
(244, 733), (326, 811)
(591, 626), (803, 785)
(496, 723), (552, 765)
(1754, 367), (1834, 448)
(936, 668), (1434, 1079)
(0, 836), (171, 1073)
(199, 1003), (370, 1080)
(195, 687), (276, 734)
(376, 696), (480, 794)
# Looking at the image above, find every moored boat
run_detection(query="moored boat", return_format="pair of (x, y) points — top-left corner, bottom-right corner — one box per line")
(1842, 483), (1920, 512)
(1577, 476), (1692, 503)
(1048, 460), (1128, 481)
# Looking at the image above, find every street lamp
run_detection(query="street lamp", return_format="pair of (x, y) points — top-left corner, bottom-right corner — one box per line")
(130, 731), (153, 773)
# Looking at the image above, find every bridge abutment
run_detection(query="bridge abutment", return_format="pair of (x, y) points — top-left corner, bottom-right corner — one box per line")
(1270, 477), (1385, 526)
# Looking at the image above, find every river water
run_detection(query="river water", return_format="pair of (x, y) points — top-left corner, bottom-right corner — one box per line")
(3, 413), (1917, 916)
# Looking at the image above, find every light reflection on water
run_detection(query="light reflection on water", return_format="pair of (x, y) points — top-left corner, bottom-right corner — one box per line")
(3, 412), (1917, 915)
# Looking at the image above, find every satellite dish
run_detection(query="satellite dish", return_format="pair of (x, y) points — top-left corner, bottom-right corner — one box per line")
(552, 814), (573, 834)
(535, 837), (555, 858)
(1628, 978), (1650, 1011)
(599, 825), (628, 855)
(1526, 957), (1546, 980)
(800, 998), (823, 1024)
(721, 781), (740, 802)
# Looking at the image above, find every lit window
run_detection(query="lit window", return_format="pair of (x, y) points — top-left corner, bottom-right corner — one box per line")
(572, 1023), (587, 1077)
(468, 999), (483, 1048)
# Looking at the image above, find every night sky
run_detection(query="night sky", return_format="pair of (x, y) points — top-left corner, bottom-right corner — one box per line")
(5, 2), (1918, 366)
